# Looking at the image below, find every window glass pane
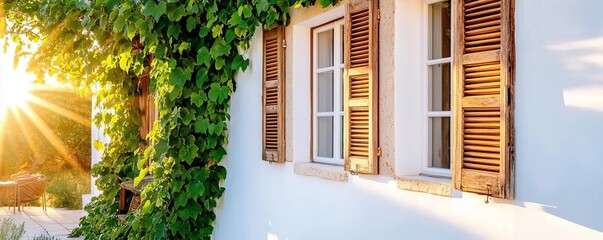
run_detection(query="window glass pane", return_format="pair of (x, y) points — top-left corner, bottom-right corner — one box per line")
(341, 115), (344, 158)
(429, 117), (451, 169)
(317, 71), (334, 112)
(317, 29), (334, 68)
(317, 117), (334, 158)
(340, 68), (344, 111)
(429, 63), (451, 111)
(340, 24), (344, 65)
(428, 1), (451, 60)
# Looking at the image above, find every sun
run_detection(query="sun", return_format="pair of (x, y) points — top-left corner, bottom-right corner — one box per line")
(0, 78), (32, 111)
(0, 43), (36, 115)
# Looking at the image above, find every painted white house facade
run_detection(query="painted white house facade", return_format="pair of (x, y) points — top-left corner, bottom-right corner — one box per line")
(90, 0), (603, 239)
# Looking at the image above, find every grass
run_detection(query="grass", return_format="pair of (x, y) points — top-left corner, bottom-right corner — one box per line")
(0, 218), (25, 240)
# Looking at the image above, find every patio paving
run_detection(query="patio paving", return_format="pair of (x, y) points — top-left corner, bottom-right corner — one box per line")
(0, 206), (83, 239)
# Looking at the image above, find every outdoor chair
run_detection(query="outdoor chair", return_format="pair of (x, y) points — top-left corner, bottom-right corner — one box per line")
(12, 174), (48, 212)
(0, 181), (17, 213)
(10, 171), (31, 179)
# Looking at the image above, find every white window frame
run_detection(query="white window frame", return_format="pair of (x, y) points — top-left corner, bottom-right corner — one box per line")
(421, 0), (453, 176)
(312, 19), (345, 165)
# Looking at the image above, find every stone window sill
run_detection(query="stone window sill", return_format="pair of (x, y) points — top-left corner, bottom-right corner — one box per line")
(396, 175), (452, 197)
(293, 162), (349, 182)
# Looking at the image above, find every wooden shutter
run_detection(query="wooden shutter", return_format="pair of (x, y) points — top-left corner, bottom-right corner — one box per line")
(452, 0), (515, 199)
(343, 0), (379, 174)
(262, 26), (285, 163)
(136, 74), (157, 144)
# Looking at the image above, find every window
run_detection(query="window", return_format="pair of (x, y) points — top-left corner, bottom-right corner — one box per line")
(424, 0), (452, 175)
(290, 2), (378, 175)
(312, 20), (345, 165)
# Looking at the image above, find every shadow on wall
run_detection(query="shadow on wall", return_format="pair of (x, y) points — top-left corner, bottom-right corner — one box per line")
(514, 0), (603, 233)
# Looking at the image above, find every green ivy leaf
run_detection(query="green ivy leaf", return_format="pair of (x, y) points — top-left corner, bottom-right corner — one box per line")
(276, 0), (290, 12)
(93, 140), (104, 151)
(211, 24), (223, 38)
(196, 47), (211, 67)
(175, 192), (188, 209)
(225, 29), (236, 43)
(318, 0), (335, 7)
(211, 146), (227, 162)
(178, 143), (199, 165)
(215, 165), (227, 180)
(127, 24), (137, 40)
(134, 168), (149, 186)
(167, 5), (185, 21)
(208, 122), (224, 135)
(208, 83), (229, 103)
(196, 67), (209, 87)
(186, 16), (198, 32)
(234, 27), (248, 38)
(113, 16), (126, 32)
(142, 200), (152, 214)
(155, 44), (167, 58)
(154, 139), (168, 159)
(228, 12), (244, 27)
(177, 42), (191, 54)
(210, 39), (231, 58)
(169, 67), (187, 89)
(194, 117), (210, 134)
(241, 58), (250, 71)
(181, 108), (196, 125)
(167, 24), (181, 39)
(255, 0), (270, 12)
(135, 18), (148, 33)
(199, 26), (210, 38)
(193, 168), (209, 181)
(188, 182), (205, 199)
(238, 5), (252, 18)
(190, 92), (207, 107)
(214, 57), (225, 70)
(143, 1), (166, 22)
(231, 55), (244, 70)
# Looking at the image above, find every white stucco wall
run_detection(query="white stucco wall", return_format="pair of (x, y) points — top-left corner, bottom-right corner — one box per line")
(83, 99), (106, 208)
(215, 0), (603, 239)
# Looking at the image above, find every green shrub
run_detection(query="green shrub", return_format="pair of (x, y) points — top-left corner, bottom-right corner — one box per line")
(45, 170), (90, 209)
(32, 234), (58, 240)
(0, 218), (25, 240)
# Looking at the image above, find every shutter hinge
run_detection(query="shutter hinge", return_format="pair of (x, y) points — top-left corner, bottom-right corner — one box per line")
(282, 39), (287, 48)
(377, 147), (382, 157)
(377, 9), (381, 21)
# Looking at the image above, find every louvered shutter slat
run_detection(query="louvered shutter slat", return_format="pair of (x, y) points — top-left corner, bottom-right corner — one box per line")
(453, 0), (514, 199)
(262, 26), (285, 163)
(344, 0), (379, 174)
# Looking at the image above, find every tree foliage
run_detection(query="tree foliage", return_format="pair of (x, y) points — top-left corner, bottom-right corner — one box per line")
(2, 0), (337, 239)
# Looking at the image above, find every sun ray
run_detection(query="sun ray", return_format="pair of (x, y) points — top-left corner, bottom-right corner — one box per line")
(25, 91), (91, 127)
(9, 105), (42, 159)
(0, 109), (5, 171)
(18, 103), (86, 174)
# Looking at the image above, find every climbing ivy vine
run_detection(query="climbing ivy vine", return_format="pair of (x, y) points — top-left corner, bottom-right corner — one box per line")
(3, 0), (337, 239)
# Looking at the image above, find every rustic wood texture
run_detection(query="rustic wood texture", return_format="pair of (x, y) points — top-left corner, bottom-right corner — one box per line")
(343, 0), (379, 174)
(135, 74), (157, 145)
(452, 0), (514, 199)
(262, 26), (286, 163)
